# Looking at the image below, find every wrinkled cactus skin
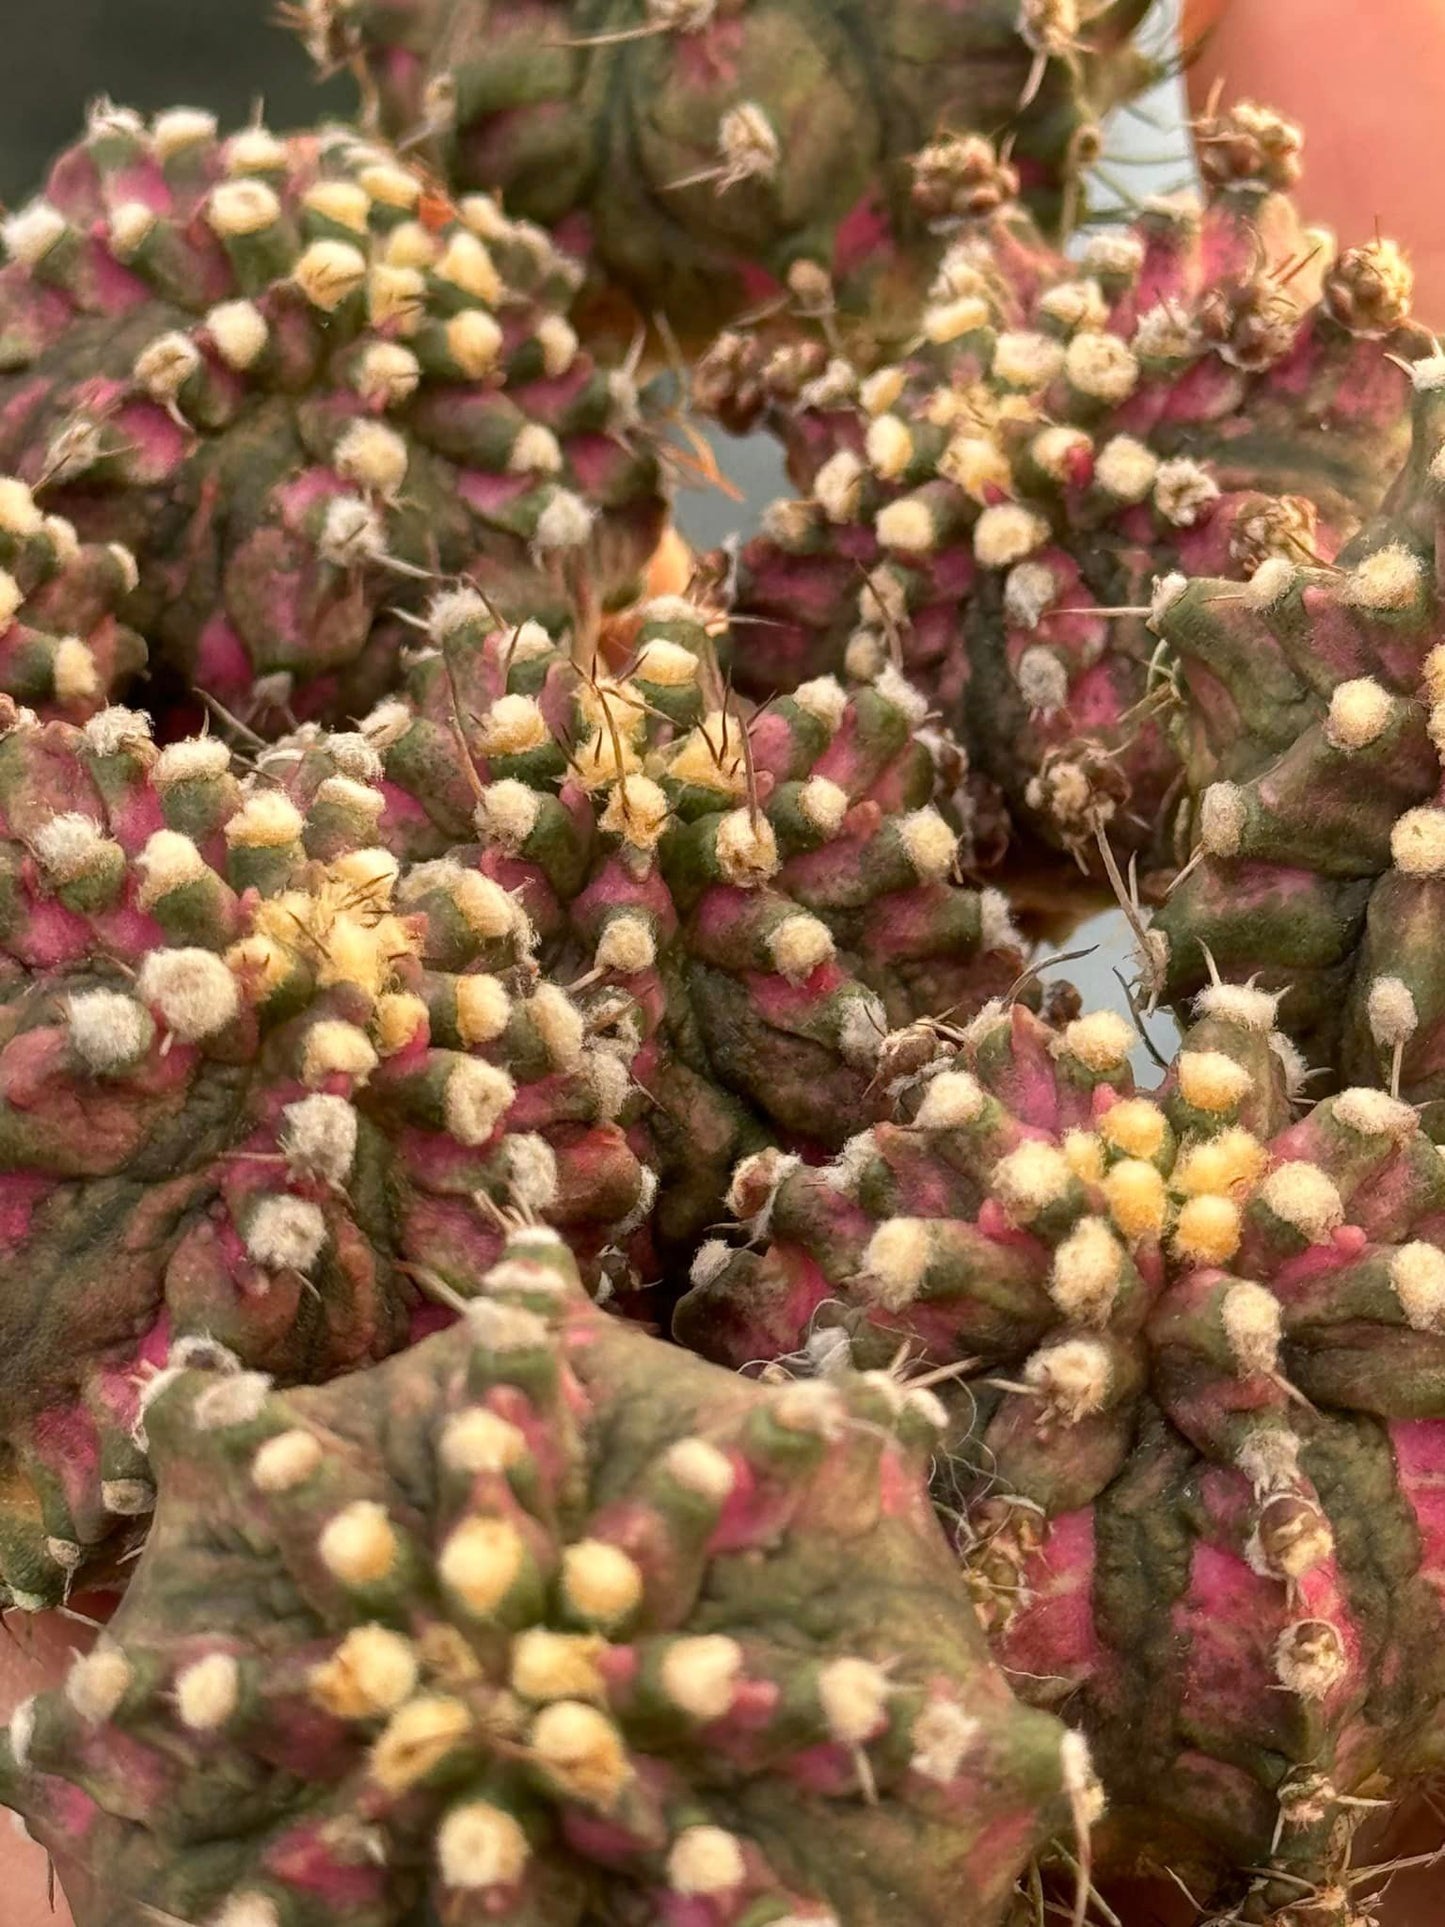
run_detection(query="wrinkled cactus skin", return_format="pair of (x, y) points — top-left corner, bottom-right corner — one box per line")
(294, 0), (1159, 340)
(680, 988), (1445, 1910)
(0, 1226), (1088, 1927)
(0, 105), (667, 728)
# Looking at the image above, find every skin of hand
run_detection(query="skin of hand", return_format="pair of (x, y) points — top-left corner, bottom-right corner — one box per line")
(1185, 0), (1445, 325)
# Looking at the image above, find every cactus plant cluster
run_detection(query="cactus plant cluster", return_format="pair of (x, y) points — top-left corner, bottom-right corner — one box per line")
(1, 1225), (1091, 1927)
(4, 5), (1445, 1924)
(702, 104), (1431, 871)
(679, 986), (1445, 1912)
(0, 105), (667, 727)
(292, 0), (1161, 342)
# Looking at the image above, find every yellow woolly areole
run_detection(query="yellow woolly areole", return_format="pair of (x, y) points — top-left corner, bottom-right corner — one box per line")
(1063, 1129), (1105, 1183)
(876, 497), (938, 554)
(974, 503), (1050, 570)
(1049, 1220), (1125, 1324)
(251, 1429), (322, 1493)
(294, 240), (369, 312)
(1099, 1098), (1167, 1161)
(174, 1653), (240, 1732)
(66, 1648), (133, 1724)
(1177, 1050), (1255, 1113)
(441, 1409), (528, 1475)
(818, 1657), (891, 1744)
(860, 365), (907, 414)
(939, 433), (1012, 500)
(510, 1630), (607, 1703)
(561, 1541), (643, 1627)
(1060, 1010), (1134, 1073)
(528, 1700), (631, 1805)
(1064, 331), (1138, 402)
(659, 1636), (743, 1720)
(303, 180), (371, 232)
(994, 1141), (1074, 1222)
(1173, 1127), (1267, 1197)
(600, 775), (670, 848)
(595, 915), (657, 976)
(370, 1695), (473, 1793)
(668, 1827), (747, 1896)
(319, 1501), (399, 1586)
(1173, 1194), (1242, 1265)
(207, 179), (281, 236)
(1104, 1158), (1168, 1239)
(814, 449), (864, 522)
(924, 293), (991, 342)
(309, 1626), (419, 1719)
(454, 974), (512, 1046)
(899, 809), (957, 880)
(435, 232), (503, 303)
(635, 636), (701, 687)
(438, 1517), (526, 1616)
(372, 992), (427, 1057)
(864, 414), (914, 479)
(448, 309), (504, 376)
(992, 331), (1065, 388)
(662, 1438), (736, 1502)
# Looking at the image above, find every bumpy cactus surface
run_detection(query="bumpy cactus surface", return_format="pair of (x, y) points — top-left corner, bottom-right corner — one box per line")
(292, 0), (1159, 340)
(1152, 356), (1445, 1133)
(0, 105), (666, 727)
(679, 988), (1445, 1911)
(705, 108), (1431, 871)
(0, 698), (649, 1608)
(270, 590), (1032, 1246)
(1, 1224), (1093, 1927)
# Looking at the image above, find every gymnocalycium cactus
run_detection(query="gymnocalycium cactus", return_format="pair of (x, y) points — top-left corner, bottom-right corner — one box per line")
(0, 697), (649, 1609)
(679, 987), (1445, 1913)
(704, 106), (1431, 872)
(0, 1224), (1096, 1927)
(292, 0), (1160, 342)
(0, 104), (667, 728)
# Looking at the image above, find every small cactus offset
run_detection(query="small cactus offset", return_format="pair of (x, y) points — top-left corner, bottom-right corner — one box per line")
(0, 106), (667, 728)
(291, 0), (1159, 341)
(1152, 353), (1445, 1130)
(292, 590), (1029, 1240)
(703, 107), (1431, 872)
(679, 989), (1445, 1910)
(0, 1224), (1092, 1927)
(0, 699), (648, 1607)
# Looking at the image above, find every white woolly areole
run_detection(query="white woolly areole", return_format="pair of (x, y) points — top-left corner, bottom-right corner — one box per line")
(818, 1656), (891, 1744)
(668, 1826), (746, 1896)
(438, 1802), (531, 1891)
(533, 489), (595, 550)
(334, 419), (409, 495)
(660, 1635), (743, 1719)
(155, 736), (231, 786)
(1391, 1242), (1445, 1330)
(1368, 974), (1419, 1046)
(837, 991), (887, 1068)
(138, 948), (240, 1040)
(66, 1646), (133, 1724)
(814, 448), (865, 523)
(862, 1219), (933, 1310)
(1015, 646), (1067, 713)
(974, 502), (1050, 570)
(209, 1897), (281, 1927)
(1274, 1622), (1348, 1699)
(993, 1140), (1074, 1221)
(714, 808), (779, 885)
(992, 330), (1065, 388)
(1153, 458), (1220, 528)
(135, 330), (202, 402)
(688, 1239), (732, 1289)
(1004, 560), (1059, 629)
(798, 773), (849, 839)
(899, 808), (957, 880)
(914, 1068), (986, 1131)
(444, 1060), (516, 1146)
(874, 663), (930, 727)
(1393, 807), (1445, 876)
(1221, 1282), (1282, 1377)
(1236, 1427), (1303, 1493)
(1242, 555), (1298, 609)
(1060, 1009), (1134, 1072)
(251, 1429), (323, 1493)
(1193, 981), (1280, 1032)
(766, 912), (834, 983)
(864, 414), (914, 479)
(301, 1020), (379, 1086)
(207, 178), (281, 236)
(225, 789), (303, 847)
(1060, 1729), (1107, 1826)
(593, 913), (656, 976)
(1326, 678), (1393, 750)
(1050, 1220), (1125, 1325)
(909, 1698), (980, 1784)
(33, 811), (110, 880)
(7, 1699), (35, 1770)
(0, 570), (24, 636)
(2, 200), (67, 265)
(792, 675), (848, 734)
(509, 423), (564, 475)
(1333, 1087), (1417, 1141)
(67, 988), (155, 1072)
(1344, 543), (1424, 611)
(0, 476), (42, 537)
(663, 1437), (736, 1502)
(282, 1092), (359, 1183)
(1025, 1337), (1112, 1421)
(319, 1501), (399, 1587)
(1259, 1162), (1345, 1241)
(176, 1653), (241, 1732)
(1094, 434), (1159, 502)
(876, 497), (937, 555)
(245, 1196), (328, 1273)
(504, 1134), (560, 1213)
(1065, 331), (1139, 402)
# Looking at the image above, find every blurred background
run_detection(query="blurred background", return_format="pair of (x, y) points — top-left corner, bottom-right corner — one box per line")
(0, 0), (1196, 1062)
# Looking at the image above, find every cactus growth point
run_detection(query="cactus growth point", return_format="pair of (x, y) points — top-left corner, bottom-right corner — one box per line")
(1, 1225), (1090, 1927)
(0, 106), (667, 727)
(679, 990), (1445, 1909)
(0, 699), (649, 1608)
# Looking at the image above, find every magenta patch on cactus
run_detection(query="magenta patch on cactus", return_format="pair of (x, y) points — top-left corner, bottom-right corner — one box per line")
(456, 468), (532, 515)
(0, 1172), (47, 1249)
(832, 193), (893, 281)
(262, 1823), (389, 1904)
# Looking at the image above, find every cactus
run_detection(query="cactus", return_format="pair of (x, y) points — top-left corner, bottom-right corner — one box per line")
(702, 108), (1432, 872)
(0, 1224), (1094, 1927)
(0, 697), (650, 1609)
(291, 0), (1160, 342)
(0, 105), (667, 728)
(678, 988), (1445, 1910)
(1151, 353), (1445, 1135)
(265, 589), (1031, 1249)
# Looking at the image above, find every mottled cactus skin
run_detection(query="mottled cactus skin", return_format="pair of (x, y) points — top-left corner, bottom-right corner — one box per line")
(0, 1225), (1089, 1927)
(705, 108), (1431, 871)
(679, 988), (1445, 1911)
(1153, 360), (1445, 1134)
(0, 474), (146, 720)
(267, 591), (1031, 1248)
(0, 104), (667, 728)
(0, 698), (650, 1609)
(293, 0), (1158, 343)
